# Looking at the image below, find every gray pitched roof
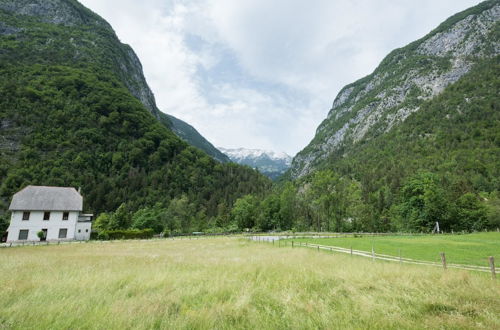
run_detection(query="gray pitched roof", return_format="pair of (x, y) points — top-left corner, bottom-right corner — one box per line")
(9, 186), (83, 211)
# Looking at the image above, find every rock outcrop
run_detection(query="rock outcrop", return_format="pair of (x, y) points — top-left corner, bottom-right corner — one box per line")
(291, 1), (500, 178)
(0, 0), (228, 162)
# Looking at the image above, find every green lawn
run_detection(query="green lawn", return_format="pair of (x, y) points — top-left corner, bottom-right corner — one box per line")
(287, 232), (500, 266)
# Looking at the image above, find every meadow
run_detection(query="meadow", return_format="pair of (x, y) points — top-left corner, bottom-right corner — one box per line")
(0, 238), (499, 329)
(286, 232), (500, 266)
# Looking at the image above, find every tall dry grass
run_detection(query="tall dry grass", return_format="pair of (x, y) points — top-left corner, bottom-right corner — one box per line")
(0, 238), (499, 329)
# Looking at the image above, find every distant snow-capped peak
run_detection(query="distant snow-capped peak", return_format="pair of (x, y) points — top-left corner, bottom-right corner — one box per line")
(219, 147), (292, 164)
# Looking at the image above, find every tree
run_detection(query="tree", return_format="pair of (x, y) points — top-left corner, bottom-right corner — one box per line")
(256, 194), (280, 231)
(279, 182), (297, 231)
(164, 195), (195, 234)
(108, 203), (132, 230)
(397, 172), (450, 232)
(231, 194), (258, 230)
(93, 212), (112, 231)
(305, 170), (351, 232)
(453, 193), (487, 231)
(131, 203), (166, 233)
(483, 191), (500, 229)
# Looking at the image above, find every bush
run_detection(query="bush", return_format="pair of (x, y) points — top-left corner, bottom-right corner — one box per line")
(97, 231), (109, 240)
(97, 228), (154, 240)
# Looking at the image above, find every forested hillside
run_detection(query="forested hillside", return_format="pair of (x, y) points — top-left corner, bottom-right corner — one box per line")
(228, 1), (500, 234)
(0, 0), (270, 234)
(159, 113), (230, 163)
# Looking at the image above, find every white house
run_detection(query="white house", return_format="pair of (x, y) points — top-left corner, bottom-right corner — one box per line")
(6, 186), (93, 242)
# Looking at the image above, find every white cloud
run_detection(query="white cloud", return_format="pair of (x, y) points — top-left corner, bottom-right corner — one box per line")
(79, 0), (483, 155)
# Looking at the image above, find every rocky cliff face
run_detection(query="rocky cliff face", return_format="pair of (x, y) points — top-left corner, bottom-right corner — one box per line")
(0, 0), (106, 26)
(0, 0), (160, 118)
(0, 0), (227, 161)
(291, 0), (500, 178)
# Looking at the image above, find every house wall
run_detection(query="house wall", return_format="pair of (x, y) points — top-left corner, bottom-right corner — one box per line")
(75, 222), (92, 241)
(6, 210), (79, 242)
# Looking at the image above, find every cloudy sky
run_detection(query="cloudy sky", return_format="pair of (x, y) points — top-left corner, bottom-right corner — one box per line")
(79, 0), (482, 156)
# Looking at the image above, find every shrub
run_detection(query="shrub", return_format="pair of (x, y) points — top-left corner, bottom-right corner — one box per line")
(97, 228), (154, 240)
(37, 231), (44, 240)
(97, 231), (109, 240)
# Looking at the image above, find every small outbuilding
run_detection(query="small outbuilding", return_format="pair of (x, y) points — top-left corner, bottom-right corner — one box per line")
(6, 185), (93, 242)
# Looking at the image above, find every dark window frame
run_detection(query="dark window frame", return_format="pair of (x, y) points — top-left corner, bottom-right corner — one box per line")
(22, 212), (30, 221)
(43, 211), (50, 221)
(58, 228), (68, 239)
(62, 212), (69, 221)
(18, 229), (29, 240)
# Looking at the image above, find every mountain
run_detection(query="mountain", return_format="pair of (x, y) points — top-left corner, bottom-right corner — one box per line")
(0, 0), (225, 163)
(0, 0), (270, 230)
(219, 148), (292, 180)
(273, 0), (500, 233)
(291, 0), (500, 179)
(160, 113), (230, 163)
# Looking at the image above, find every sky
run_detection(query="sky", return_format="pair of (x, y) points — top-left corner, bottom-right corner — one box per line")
(79, 0), (482, 156)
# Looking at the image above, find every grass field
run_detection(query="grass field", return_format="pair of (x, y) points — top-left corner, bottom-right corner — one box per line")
(1, 238), (499, 329)
(286, 232), (500, 266)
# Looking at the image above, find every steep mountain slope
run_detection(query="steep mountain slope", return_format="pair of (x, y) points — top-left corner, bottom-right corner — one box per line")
(159, 113), (230, 163)
(0, 0), (229, 162)
(219, 148), (292, 180)
(291, 0), (500, 179)
(0, 0), (160, 117)
(0, 0), (270, 228)
(275, 0), (500, 233)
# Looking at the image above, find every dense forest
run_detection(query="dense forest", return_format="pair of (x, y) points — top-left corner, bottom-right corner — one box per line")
(85, 55), (500, 235)
(227, 57), (500, 234)
(0, 63), (271, 234)
(0, 1), (271, 235)
(1, 0), (499, 236)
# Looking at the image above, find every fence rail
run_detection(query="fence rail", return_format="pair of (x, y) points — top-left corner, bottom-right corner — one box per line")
(250, 237), (498, 277)
(3, 234), (497, 278)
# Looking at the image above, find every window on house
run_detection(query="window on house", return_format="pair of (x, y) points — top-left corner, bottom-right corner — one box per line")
(18, 230), (29, 240)
(78, 229), (81, 233)
(62, 212), (69, 220)
(22, 212), (30, 220)
(85, 229), (89, 233)
(43, 212), (50, 221)
(58, 228), (67, 239)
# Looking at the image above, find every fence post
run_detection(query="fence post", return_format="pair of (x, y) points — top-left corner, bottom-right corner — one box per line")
(371, 246), (375, 261)
(350, 246), (353, 256)
(489, 256), (496, 279)
(317, 245), (319, 252)
(399, 249), (402, 264)
(440, 252), (447, 270)
(292, 241), (294, 248)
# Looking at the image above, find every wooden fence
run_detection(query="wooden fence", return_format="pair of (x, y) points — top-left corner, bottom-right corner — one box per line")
(251, 237), (498, 279)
